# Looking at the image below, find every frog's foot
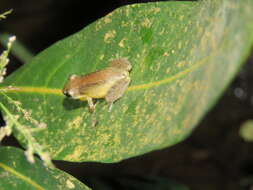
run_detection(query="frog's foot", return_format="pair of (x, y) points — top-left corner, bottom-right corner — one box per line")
(87, 98), (96, 113)
(89, 101), (98, 113)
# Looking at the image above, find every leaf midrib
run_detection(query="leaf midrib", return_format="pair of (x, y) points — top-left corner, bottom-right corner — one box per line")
(0, 55), (208, 96)
(0, 162), (45, 190)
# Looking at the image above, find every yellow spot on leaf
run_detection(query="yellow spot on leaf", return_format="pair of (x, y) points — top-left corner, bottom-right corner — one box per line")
(141, 18), (152, 28)
(104, 17), (112, 24)
(151, 7), (161, 14)
(64, 146), (83, 161)
(166, 67), (171, 74)
(184, 26), (188, 33)
(178, 41), (182, 49)
(99, 54), (104, 60)
(118, 38), (126, 48)
(66, 179), (75, 189)
(163, 52), (169, 57)
(68, 116), (83, 129)
(104, 30), (116, 43)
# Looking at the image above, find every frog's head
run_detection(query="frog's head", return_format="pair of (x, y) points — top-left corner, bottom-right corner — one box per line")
(62, 74), (82, 98)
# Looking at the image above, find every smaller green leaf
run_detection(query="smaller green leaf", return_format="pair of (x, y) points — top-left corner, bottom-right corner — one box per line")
(0, 146), (91, 190)
(239, 120), (253, 142)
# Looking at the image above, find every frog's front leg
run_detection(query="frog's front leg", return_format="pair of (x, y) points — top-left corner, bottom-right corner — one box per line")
(79, 95), (96, 112)
(105, 77), (130, 112)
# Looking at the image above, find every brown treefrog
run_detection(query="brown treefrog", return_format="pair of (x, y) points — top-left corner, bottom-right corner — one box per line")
(62, 58), (132, 112)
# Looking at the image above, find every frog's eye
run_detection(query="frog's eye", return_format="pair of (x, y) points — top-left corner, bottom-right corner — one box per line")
(69, 74), (78, 80)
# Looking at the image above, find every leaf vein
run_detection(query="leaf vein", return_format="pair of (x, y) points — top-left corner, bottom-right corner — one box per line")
(0, 56), (207, 95)
(0, 162), (45, 190)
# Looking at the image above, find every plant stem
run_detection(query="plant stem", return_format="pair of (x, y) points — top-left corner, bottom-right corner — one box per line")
(0, 101), (54, 168)
(0, 33), (34, 64)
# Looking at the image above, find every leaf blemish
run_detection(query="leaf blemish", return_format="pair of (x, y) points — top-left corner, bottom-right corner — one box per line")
(166, 67), (171, 74)
(66, 179), (75, 189)
(178, 41), (182, 49)
(163, 52), (169, 57)
(184, 26), (188, 32)
(141, 18), (152, 28)
(151, 7), (161, 14)
(179, 15), (184, 21)
(104, 17), (112, 24)
(68, 116), (83, 129)
(118, 38), (126, 48)
(99, 54), (104, 60)
(104, 30), (116, 43)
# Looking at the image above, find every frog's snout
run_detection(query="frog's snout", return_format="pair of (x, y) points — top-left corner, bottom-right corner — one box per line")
(63, 90), (71, 97)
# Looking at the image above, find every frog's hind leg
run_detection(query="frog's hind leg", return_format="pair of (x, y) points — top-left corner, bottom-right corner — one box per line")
(105, 77), (130, 112)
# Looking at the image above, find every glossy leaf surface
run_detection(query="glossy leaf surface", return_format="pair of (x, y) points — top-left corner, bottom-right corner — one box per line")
(0, 147), (90, 190)
(0, 0), (253, 162)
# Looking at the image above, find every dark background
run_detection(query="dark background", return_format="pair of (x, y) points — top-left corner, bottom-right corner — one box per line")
(1, 0), (253, 189)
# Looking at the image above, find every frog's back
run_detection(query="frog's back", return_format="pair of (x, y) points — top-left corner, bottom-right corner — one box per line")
(79, 68), (125, 98)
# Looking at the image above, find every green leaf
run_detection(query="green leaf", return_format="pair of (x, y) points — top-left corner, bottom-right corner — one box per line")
(0, 146), (91, 190)
(0, 0), (253, 163)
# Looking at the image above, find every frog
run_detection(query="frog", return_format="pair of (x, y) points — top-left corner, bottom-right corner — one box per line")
(62, 58), (132, 112)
